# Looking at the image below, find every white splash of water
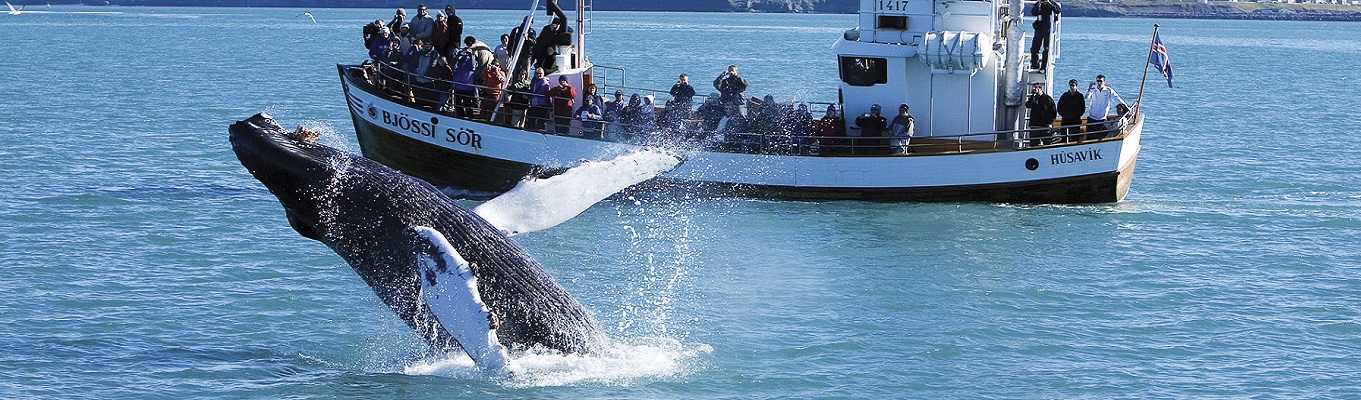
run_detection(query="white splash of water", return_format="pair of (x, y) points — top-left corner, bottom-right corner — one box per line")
(402, 338), (712, 387)
(277, 117), (354, 242)
(473, 150), (683, 236)
(610, 198), (706, 339)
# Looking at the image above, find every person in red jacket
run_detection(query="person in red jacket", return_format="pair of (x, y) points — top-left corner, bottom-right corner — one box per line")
(546, 76), (577, 135)
(432, 13), (450, 56)
(480, 60), (507, 122)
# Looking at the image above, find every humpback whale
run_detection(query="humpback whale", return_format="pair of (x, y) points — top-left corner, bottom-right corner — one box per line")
(229, 114), (676, 368)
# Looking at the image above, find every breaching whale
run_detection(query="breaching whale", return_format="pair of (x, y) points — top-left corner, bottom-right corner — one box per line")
(229, 114), (678, 368)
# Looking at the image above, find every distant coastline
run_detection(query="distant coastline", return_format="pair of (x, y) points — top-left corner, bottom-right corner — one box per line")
(52, 0), (1361, 21)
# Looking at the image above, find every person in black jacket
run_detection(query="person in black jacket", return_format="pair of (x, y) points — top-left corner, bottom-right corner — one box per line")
(444, 5), (463, 58)
(1055, 79), (1086, 143)
(853, 104), (888, 155)
(363, 19), (384, 50)
(1029, 0), (1061, 70)
(1025, 82), (1058, 146)
(713, 65), (748, 117)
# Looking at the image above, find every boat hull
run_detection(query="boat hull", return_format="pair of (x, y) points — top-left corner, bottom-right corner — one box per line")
(340, 65), (1141, 203)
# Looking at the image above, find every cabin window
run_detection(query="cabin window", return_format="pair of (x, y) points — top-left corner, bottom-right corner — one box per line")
(877, 15), (908, 30)
(840, 57), (888, 87)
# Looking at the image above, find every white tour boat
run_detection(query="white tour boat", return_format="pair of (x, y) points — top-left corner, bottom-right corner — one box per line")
(338, 0), (1147, 203)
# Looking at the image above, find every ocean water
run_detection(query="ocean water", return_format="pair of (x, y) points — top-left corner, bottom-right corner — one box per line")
(3, 6), (1361, 398)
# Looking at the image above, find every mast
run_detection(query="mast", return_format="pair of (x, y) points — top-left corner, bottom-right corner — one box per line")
(575, 0), (585, 67)
(491, 0), (542, 121)
(1001, 0), (1026, 133)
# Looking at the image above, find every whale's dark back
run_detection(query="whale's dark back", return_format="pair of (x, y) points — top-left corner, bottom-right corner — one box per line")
(230, 114), (604, 354)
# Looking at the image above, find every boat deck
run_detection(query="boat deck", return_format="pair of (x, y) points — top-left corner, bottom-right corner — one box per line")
(343, 64), (1132, 158)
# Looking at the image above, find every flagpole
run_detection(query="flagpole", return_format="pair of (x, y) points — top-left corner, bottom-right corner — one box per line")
(1134, 23), (1160, 118)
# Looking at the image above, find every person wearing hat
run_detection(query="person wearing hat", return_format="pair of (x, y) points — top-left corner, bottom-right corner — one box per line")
(545, 75), (578, 135)
(1056, 78), (1085, 143)
(603, 89), (626, 139)
(853, 104), (887, 155)
(368, 26), (391, 63)
(1025, 82), (1057, 146)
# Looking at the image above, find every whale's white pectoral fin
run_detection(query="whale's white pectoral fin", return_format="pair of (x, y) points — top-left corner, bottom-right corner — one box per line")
(413, 226), (511, 371)
(473, 150), (683, 236)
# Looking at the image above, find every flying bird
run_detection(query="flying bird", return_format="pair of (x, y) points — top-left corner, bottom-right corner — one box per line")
(298, 11), (316, 24)
(6, 1), (24, 15)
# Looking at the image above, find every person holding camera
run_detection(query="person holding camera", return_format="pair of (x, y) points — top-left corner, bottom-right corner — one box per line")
(1084, 74), (1127, 140)
(1025, 82), (1057, 146)
(713, 65), (748, 117)
(1029, 0), (1061, 71)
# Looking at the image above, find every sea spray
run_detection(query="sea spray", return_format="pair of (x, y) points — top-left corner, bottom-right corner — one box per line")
(402, 339), (711, 387)
(473, 150), (682, 236)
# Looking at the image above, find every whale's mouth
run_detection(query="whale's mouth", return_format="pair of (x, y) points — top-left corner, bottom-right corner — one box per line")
(230, 113), (339, 241)
(228, 113), (314, 173)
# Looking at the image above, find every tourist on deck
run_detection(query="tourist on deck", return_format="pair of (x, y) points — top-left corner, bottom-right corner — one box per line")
(696, 94), (725, 133)
(788, 103), (813, 154)
(669, 74), (696, 110)
(1084, 74), (1126, 140)
(409, 5), (435, 44)
(811, 104), (845, 156)
(1025, 82), (1057, 146)
(620, 94), (645, 138)
(368, 27), (391, 63)
(363, 19), (385, 50)
(661, 74), (696, 132)
(640, 95), (658, 136)
(575, 96), (605, 140)
(464, 36), (495, 87)
(385, 8), (406, 40)
(451, 49), (478, 117)
(432, 13), (451, 56)
(402, 39), (429, 84)
(528, 67), (553, 131)
(603, 90), (626, 140)
(583, 84), (604, 111)
(480, 60), (507, 122)
(494, 34), (512, 72)
(534, 18), (563, 70)
(713, 65), (748, 117)
(747, 95), (782, 151)
(546, 76), (578, 135)
(509, 23), (536, 71)
(412, 42), (441, 107)
(396, 25), (413, 51)
(886, 104), (915, 155)
(854, 104), (887, 155)
(379, 37), (405, 94)
(1029, 0), (1061, 71)
(428, 55), (454, 110)
(444, 5), (463, 57)
(506, 68), (532, 128)
(1056, 79), (1085, 143)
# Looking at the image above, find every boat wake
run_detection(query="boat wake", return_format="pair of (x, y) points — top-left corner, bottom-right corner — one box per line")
(473, 150), (682, 236)
(403, 338), (712, 387)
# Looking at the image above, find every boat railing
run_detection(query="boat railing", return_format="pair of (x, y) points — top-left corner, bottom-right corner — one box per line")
(351, 63), (1131, 157)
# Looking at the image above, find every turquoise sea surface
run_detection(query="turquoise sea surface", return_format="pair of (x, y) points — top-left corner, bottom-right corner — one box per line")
(3, 6), (1361, 398)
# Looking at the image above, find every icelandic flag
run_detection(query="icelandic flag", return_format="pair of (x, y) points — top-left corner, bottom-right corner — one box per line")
(1149, 32), (1173, 88)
